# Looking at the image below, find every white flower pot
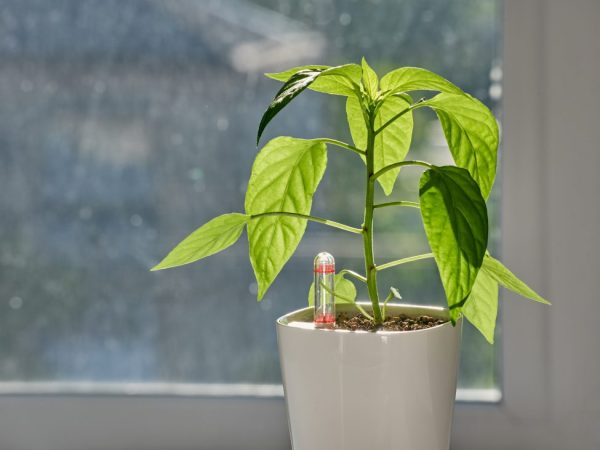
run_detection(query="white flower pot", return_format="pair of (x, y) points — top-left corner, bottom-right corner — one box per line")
(276, 303), (462, 450)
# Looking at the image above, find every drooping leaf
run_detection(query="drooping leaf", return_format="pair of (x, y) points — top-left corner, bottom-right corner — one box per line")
(346, 95), (413, 195)
(482, 254), (550, 304)
(463, 269), (499, 344)
(266, 64), (362, 97)
(422, 93), (499, 199)
(308, 272), (357, 306)
(245, 137), (327, 300)
(419, 166), (488, 320)
(151, 213), (248, 271)
(257, 69), (323, 145)
(380, 67), (464, 95)
(361, 57), (378, 98)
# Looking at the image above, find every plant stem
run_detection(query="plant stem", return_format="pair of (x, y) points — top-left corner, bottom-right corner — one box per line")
(363, 108), (383, 324)
(370, 160), (432, 182)
(375, 253), (434, 272)
(373, 201), (420, 210)
(249, 212), (362, 235)
(316, 138), (365, 156)
(339, 269), (367, 284)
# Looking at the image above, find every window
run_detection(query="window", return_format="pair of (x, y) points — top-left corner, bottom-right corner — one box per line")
(0, 0), (500, 392)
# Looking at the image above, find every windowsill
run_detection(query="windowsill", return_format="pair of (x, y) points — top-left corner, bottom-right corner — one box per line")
(0, 381), (501, 403)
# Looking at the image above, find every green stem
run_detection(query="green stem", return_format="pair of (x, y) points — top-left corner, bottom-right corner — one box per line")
(316, 138), (365, 156)
(371, 160), (432, 182)
(373, 201), (420, 210)
(375, 253), (434, 272)
(250, 212), (362, 235)
(339, 269), (367, 284)
(381, 291), (395, 321)
(363, 108), (383, 324)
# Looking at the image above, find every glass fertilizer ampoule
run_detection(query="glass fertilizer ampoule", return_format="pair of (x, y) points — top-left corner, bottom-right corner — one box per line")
(313, 252), (335, 328)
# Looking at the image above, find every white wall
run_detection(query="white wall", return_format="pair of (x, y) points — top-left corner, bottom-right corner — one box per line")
(453, 1), (600, 448)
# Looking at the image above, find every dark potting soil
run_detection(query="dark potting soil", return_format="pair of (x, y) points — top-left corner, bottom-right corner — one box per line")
(334, 313), (447, 332)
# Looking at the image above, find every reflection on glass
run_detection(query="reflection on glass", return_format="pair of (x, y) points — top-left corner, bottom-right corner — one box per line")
(0, 0), (500, 389)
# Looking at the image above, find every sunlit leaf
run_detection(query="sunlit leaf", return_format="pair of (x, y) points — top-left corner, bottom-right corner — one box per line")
(482, 254), (550, 304)
(361, 57), (378, 98)
(423, 93), (499, 199)
(245, 137), (327, 300)
(419, 166), (488, 321)
(380, 67), (464, 95)
(151, 213), (248, 271)
(346, 95), (413, 195)
(463, 269), (499, 344)
(308, 272), (357, 306)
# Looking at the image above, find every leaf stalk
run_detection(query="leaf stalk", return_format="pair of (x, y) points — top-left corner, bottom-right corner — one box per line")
(250, 212), (362, 235)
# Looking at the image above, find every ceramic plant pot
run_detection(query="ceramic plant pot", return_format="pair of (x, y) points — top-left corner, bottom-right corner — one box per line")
(276, 303), (462, 450)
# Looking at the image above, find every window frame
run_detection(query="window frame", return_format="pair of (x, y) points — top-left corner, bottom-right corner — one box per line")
(0, 2), (562, 449)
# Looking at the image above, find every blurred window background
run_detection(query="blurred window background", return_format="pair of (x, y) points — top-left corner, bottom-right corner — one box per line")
(0, 0), (501, 393)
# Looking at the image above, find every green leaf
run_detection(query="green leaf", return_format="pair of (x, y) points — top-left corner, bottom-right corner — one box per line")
(245, 137), (327, 299)
(380, 67), (464, 95)
(266, 65), (330, 81)
(266, 64), (362, 97)
(482, 254), (550, 304)
(419, 166), (488, 319)
(422, 93), (499, 199)
(257, 69), (323, 145)
(463, 269), (499, 344)
(151, 213), (248, 271)
(308, 273), (357, 306)
(361, 57), (378, 98)
(346, 95), (413, 195)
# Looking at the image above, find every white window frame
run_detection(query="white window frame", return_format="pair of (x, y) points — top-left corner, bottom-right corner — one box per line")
(1, 1), (597, 448)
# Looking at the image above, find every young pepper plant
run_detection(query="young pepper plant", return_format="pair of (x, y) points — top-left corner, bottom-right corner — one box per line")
(152, 58), (549, 343)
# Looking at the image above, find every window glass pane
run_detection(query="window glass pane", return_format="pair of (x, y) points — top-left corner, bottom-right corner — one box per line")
(0, 0), (500, 390)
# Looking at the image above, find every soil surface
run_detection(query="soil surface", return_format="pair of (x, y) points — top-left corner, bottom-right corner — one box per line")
(334, 313), (447, 332)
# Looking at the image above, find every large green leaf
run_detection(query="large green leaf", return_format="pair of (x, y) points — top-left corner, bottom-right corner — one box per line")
(482, 254), (550, 304)
(245, 137), (327, 299)
(346, 95), (413, 195)
(380, 67), (464, 95)
(361, 57), (378, 98)
(151, 213), (248, 271)
(308, 273), (357, 306)
(463, 269), (499, 344)
(266, 64), (362, 97)
(419, 166), (488, 320)
(257, 69), (323, 145)
(422, 93), (499, 199)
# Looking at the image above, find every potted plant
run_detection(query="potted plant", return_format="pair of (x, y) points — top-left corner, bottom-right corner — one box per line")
(152, 59), (549, 450)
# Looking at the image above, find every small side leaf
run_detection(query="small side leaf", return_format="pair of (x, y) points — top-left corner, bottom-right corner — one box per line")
(245, 137), (327, 300)
(152, 213), (248, 271)
(482, 254), (550, 304)
(422, 93), (499, 199)
(463, 269), (499, 344)
(419, 166), (488, 319)
(257, 69), (324, 145)
(308, 273), (357, 306)
(380, 67), (464, 95)
(361, 57), (379, 98)
(346, 95), (413, 195)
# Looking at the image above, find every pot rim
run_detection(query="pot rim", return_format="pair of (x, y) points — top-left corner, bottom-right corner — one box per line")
(277, 302), (459, 336)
